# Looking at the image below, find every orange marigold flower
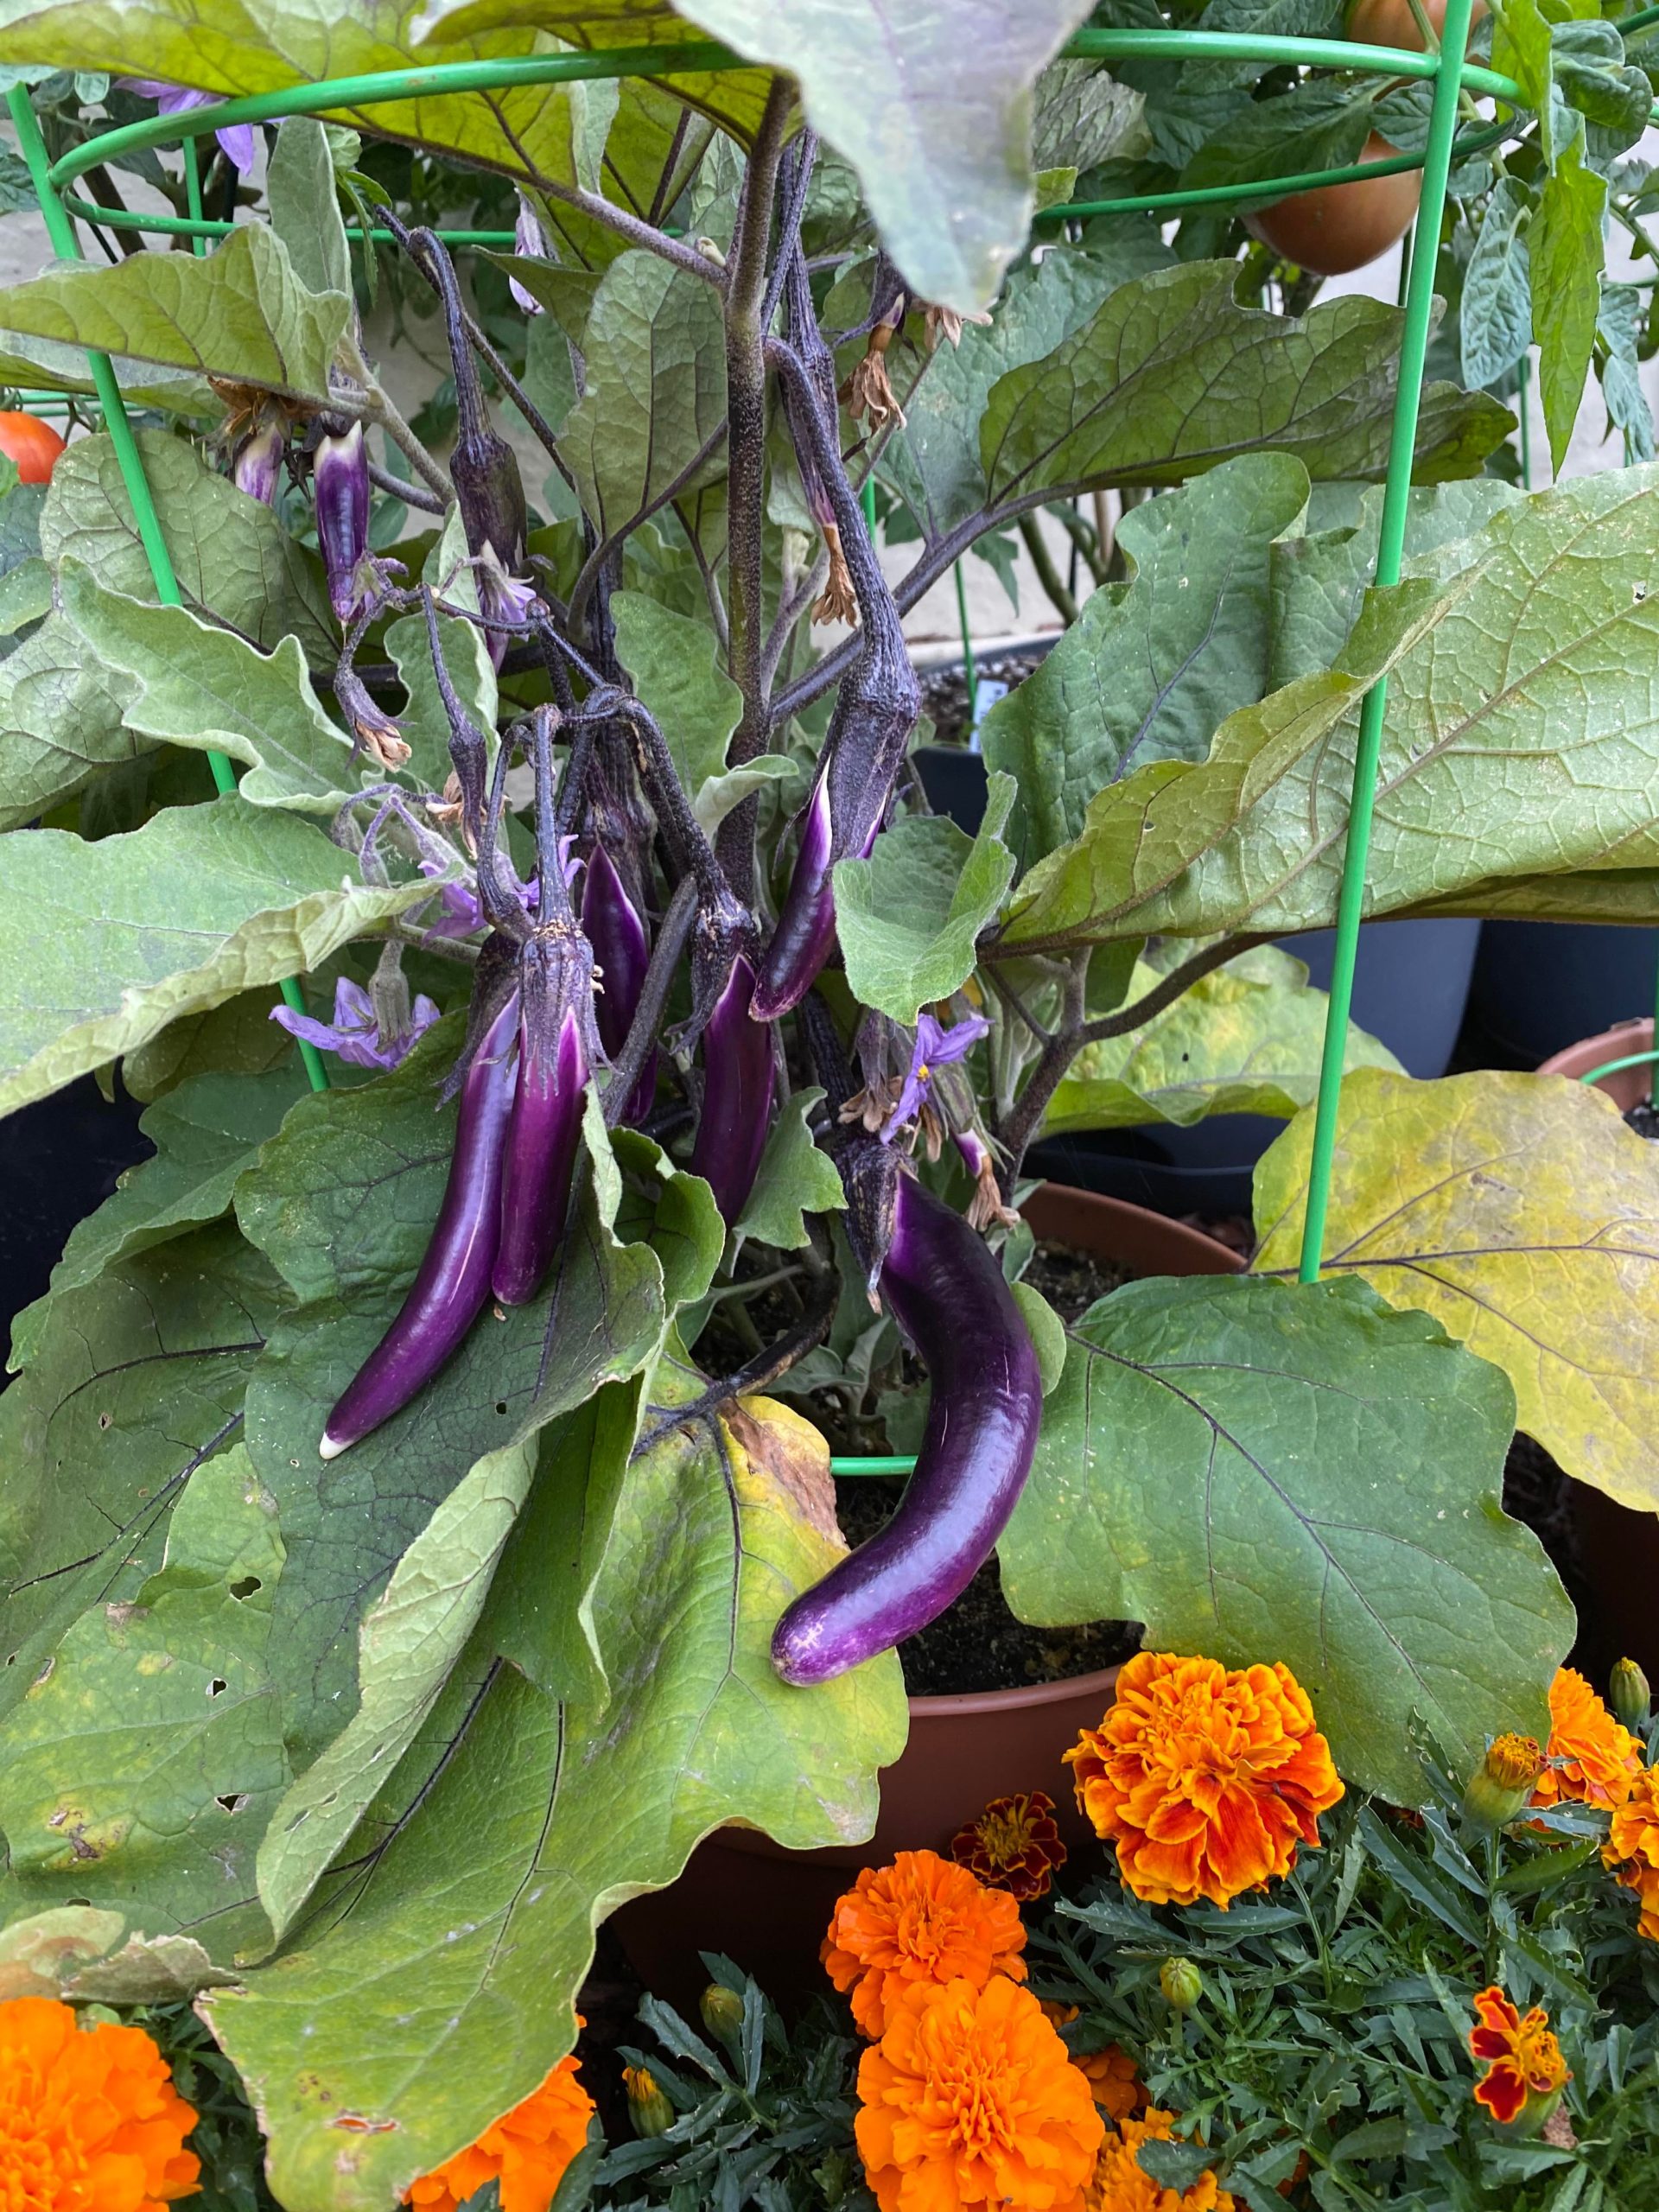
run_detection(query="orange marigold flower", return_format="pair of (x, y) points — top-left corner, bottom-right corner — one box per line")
(823, 1849), (1027, 2040)
(0, 1994), (200, 2212)
(403, 2042), (594, 2212)
(1529, 1668), (1641, 1814)
(1084, 2108), (1235, 2212)
(1037, 2005), (1141, 2123)
(950, 1792), (1070, 1901)
(1065, 1652), (1344, 1910)
(1469, 1987), (1570, 2126)
(1605, 1764), (1659, 1942)
(856, 1975), (1104, 2212)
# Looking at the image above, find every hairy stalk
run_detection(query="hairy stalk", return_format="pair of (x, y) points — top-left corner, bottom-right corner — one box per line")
(338, 335), (454, 502)
(367, 456), (447, 515)
(1017, 512), (1081, 626)
(992, 933), (1268, 1189)
(632, 1263), (838, 1458)
(566, 419), (730, 641)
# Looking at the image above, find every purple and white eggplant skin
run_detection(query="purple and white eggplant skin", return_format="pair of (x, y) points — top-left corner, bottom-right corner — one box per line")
(315, 423), (372, 625)
(492, 938), (592, 1305)
(770, 1173), (1041, 1685)
(582, 842), (658, 1124)
(233, 418), (284, 506)
(690, 954), (774, 1228)
(320, 995), (520, 1461)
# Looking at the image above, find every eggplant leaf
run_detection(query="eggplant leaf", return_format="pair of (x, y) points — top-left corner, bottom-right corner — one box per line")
(1000, 1274), (1571, 1802)
(0, 225), (347, 406)
(0, 1443), (288, 1957)
(1043, 947), (1400, 1135)
(233, 1033), (722, 1760)
(0, 607), (138, 830)
(980, 263), (1514, 505)
(0, 799), (443, 1114)
(207, 1386), (906, 2212)
(834, 773), (1017, 1025)
(265, 118), (353, 302)
(734, 1084), (845, 1251)
(41, 430), (335, 662)
(1253, 1069), (1659, 1514)
(9, 1064), (308, 1371)
(612, 587), (742, 800)
(982, 454), (1311, 869)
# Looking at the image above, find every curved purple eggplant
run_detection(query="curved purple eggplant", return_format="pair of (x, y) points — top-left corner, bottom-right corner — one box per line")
(493, 944), (590, 1305)
(582, 842), (658, 1125)
(315, 422), (371, 625)
(771, 1173), (1040, 1685)
(320, 995), (519, 1460)
(690, 954), (774, 1227)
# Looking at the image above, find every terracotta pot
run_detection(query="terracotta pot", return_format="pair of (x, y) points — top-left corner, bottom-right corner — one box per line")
(1538, 1018), (1655, 1111)
(1535, 1023), (1659, 1682)
(612, 1185), (1244, 2013)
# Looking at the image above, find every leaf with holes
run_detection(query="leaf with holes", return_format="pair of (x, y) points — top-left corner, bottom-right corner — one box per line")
(207, 1385), (906, 2212)
(1253, 1069), (1659, 1514)
(999, 1273), (1571, 1802)
(0, 1443), (289, 1960)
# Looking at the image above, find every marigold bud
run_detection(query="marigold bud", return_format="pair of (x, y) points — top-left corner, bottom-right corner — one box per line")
(622, 2064), (674, 2139)
(1609, 1657), (1651, 1738)
(1159, 1956), (1202, 2012)
(1464, 1733), (1545, 1828)
(700, 1981), (744, 2046)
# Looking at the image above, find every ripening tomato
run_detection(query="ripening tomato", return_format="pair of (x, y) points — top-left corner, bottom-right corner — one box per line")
(1244, 136), (1421, 276)
(1343, 0), (1486, 53)
(0, 410), (66, 483)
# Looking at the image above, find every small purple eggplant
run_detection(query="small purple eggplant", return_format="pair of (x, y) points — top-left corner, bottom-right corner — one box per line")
(771, 1173), (1041, 1684)
(320, 994), (519, 1460)
(582, 842), (658, 1125)
(492, 934), (592, 1306)
(233, 416), (284, 506)
(315, 421), (372, 626)
(690, 953), (774, 1228)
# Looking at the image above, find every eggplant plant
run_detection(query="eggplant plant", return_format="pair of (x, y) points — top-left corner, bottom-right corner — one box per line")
(0, 5), (1656, 2204)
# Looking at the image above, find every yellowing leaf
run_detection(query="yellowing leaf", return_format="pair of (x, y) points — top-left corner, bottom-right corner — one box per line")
(1254, 1070), (1659, 1511)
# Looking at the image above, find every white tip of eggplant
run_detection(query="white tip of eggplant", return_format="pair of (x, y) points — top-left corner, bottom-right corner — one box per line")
(318, 1430), (348, 1461)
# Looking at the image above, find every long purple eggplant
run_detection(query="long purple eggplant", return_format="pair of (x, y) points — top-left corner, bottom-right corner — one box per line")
(493, 939), (589, 1305)
(771, 1173), (1040, 1684)
(320, 995), (519, 1459)
(690, 954), (774, 1227)
(582, 842), (657, 1125)
(315, 421), (371, 626)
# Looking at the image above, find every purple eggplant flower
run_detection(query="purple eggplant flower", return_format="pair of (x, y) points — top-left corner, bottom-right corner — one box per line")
(416, 842), (569, 942)
(118, 80), (257, 176)
(476, 545), (539, 672)
(270, 976), (439, 1071)
(880, 1009), (989, 1143)
(510, 194), (548, 315)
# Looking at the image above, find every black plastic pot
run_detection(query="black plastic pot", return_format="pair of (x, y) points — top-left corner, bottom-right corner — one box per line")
(1465, 921), (1659, 1067)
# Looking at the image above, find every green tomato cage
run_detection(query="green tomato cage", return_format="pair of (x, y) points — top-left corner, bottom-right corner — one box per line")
(8, 10), (1658, 1484)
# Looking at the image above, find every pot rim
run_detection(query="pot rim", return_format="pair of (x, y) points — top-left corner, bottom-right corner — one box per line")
(906, 1659), (1121, 1719)
(1538, 1017), (1654, 1081)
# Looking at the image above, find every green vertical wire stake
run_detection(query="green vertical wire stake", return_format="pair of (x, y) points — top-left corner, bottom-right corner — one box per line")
(8, 86), (329, 1096)
(1296, 0), (1474, 1284)
(954, 560), (978, 733)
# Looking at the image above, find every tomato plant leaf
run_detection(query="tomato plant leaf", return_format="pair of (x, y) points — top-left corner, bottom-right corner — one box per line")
(1253, 1069), (1659, 1514)
(999, 1274), (1572, 1802)
(1529, 145), (1606, 478)
(1460, 175), (1535, 393)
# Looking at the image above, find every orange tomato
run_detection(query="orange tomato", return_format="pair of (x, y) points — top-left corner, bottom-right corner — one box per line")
(0, 410), (66, 483)
(1244, 135), (1421, 276)
(1343, 0), (1486, 51)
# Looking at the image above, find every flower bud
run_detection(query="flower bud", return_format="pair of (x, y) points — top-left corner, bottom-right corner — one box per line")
(622, 2064), (674, 2139)
(1463, 1733), (1545, 1828)
(699, 1980), (744, 2047)
(1160, 1957), (1202, 2012)
(1610, 1657), (1651, 1738)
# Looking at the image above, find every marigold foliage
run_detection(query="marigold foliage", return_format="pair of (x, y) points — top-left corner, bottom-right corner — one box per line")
(1084, 2109), (1235, 2212)
(0, 1995), (200, 2212)
(1038, 2006), (1141, 2123)
(823, 1849), (1027, 2040)
(1065, 1651), (1343, 1909)
(1605, 1764), (1659, 1941)
(403, 2048), (594, 2212)
(1529, 1668), (1641, 1813)
(950, 1792), (1069, 1901)
(855, 1975), (1104, 2212)
(1468, 1987), (1569, 2126)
